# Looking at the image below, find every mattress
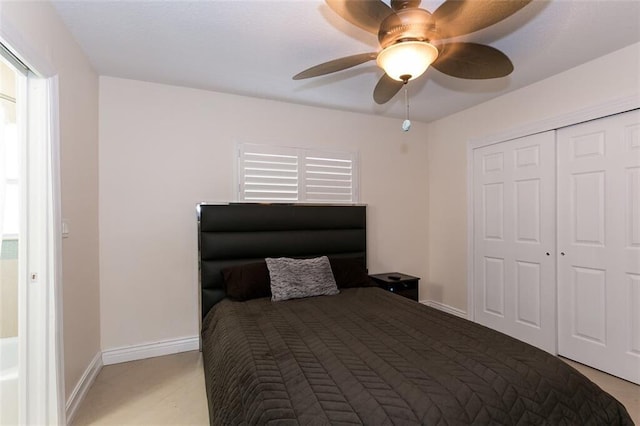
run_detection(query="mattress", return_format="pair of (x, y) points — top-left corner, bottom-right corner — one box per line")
(201, 287), (633, 425)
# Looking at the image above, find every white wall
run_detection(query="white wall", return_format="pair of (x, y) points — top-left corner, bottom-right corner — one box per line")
(0, 0), (100, 401)
(98, 77), (429, 350)
(426, 42), (640, 312)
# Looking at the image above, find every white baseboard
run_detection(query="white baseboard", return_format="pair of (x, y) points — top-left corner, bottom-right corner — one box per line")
(101, 336), (199, 366)
(420, 299), (468, 319)
(66, 351), (102, 425)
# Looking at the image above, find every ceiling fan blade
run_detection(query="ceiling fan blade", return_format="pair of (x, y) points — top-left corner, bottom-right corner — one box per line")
(373, 74), (404, 104)
(326, 0), (395, 35)
(432, 42), (513, 79)
(293, 52), (378, 80)
(432, 0), (532, 39)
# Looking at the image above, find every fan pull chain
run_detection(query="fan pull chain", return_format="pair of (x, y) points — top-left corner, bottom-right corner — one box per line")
(402, 82), (411, 132)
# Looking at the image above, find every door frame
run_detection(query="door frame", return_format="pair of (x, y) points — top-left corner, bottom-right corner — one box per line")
(0, 16), (65, 426)
(466, 94), (640, 322)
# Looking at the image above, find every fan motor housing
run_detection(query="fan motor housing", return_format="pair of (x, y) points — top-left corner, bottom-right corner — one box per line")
(378, 8), (437, 48)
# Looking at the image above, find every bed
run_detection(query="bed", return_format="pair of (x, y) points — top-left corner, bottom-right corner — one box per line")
(198, 203), (633, 425)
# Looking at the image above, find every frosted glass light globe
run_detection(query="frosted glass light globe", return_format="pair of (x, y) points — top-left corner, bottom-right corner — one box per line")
(377, 41), (439, 81)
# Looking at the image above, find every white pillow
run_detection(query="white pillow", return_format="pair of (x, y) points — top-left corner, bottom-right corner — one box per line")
(266, 256), (339, 302)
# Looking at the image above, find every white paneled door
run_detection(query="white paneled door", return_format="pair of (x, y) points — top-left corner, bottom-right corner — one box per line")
(557, 110), (640, 384)
(473, 131), (557, 354)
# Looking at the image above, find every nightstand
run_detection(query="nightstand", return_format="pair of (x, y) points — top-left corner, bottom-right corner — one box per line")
(369, 272), (420, 302)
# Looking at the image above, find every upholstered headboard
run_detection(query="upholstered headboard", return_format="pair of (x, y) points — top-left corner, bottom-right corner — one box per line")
(197, 203), (367, 321)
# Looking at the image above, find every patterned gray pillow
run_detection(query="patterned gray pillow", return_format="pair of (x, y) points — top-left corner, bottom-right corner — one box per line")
(266, 256), (339, 302)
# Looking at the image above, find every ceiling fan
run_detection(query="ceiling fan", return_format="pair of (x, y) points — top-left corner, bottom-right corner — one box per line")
(293, 0), (532, 104)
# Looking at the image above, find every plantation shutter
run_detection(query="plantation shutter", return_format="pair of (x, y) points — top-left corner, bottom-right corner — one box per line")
(238, 144), (299, 202)
(237, 143), (358, 203)
(303, 150), (355, 203)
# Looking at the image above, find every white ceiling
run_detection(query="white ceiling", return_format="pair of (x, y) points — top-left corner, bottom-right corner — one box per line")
(51, 0), (640, 123)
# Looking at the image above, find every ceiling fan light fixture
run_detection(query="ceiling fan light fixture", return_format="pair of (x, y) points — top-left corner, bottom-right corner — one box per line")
(376, 41), (438, 81)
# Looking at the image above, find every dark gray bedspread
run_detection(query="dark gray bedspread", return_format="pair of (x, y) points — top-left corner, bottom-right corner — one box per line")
(201, 287), (633, 425)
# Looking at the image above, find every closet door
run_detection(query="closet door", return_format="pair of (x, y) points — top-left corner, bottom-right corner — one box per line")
(557, 109), (640, 384)
(473, 131), (556, 354)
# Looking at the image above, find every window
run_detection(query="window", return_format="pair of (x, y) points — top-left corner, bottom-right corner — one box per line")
(0, 53), (20, 240)
(237, 143), (359, 203)
(0, 43), (24, 426)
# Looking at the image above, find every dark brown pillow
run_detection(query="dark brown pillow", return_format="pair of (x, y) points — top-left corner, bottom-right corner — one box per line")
(222, 261), (271, 301)
(329, 257), (373, 289)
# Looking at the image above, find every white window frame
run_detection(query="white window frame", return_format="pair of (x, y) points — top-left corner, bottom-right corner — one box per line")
(236, 143), (360, 204)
